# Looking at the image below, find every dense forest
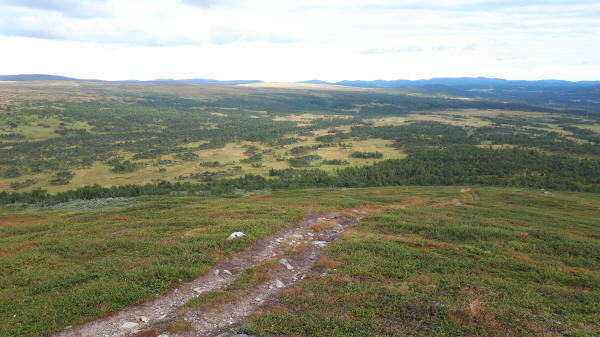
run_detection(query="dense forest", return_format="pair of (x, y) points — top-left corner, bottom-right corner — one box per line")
(1, 82), (599, 203)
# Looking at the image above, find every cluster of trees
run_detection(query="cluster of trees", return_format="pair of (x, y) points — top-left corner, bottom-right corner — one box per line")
(3, 146), (599, 205)
(48, 171), (74, 185)
(110, 160), (141, 173)
(288, 155), (322, 167)
(322, 159), (349, 165)
(350, 151), (383, 159)
(9, 178), (37, 190)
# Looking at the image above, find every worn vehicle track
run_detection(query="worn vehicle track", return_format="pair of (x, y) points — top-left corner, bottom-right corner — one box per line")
(54, 212), (361, 337)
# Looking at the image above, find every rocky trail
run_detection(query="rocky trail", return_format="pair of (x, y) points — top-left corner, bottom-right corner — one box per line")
(54, 212), (362, 337)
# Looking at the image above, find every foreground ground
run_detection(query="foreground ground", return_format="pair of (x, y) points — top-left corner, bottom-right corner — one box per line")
(1, 186), (599, 336)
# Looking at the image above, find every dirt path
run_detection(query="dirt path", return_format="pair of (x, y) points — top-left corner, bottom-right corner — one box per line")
(54, 212), (361, 337)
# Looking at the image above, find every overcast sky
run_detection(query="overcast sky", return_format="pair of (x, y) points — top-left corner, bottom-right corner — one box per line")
(0, 0), (598, 81)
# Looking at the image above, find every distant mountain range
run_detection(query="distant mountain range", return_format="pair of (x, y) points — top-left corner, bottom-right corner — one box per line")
(2, 74), (599, 87)
(300, 77), (600, 88)
(298, 77), (600, 112)
(0, 74), (263, 85)
(2, 74), (599, 111)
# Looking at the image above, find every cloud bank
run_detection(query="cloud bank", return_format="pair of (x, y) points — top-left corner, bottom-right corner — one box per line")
(0, 0), (597, 81)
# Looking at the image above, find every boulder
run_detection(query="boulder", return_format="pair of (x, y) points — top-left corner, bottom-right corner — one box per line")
(227, 232), (245, 240)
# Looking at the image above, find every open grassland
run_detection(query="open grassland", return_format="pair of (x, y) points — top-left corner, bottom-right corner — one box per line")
(240, 187), (600, 337)
(1, 186), (599, 336)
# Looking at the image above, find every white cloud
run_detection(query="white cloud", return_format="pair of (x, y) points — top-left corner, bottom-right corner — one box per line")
(0, 0), (598, 81)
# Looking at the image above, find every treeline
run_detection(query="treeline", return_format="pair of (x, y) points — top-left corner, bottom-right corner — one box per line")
(3, 146), (599, 205)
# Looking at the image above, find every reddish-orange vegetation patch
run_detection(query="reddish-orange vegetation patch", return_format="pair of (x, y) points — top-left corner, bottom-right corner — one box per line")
(307, 220), (337, 232)
(282, 286), (303, 296)
(513, 254), (534, 263)
(0, 216), (59, 226)
(340, 197), (431, 216)
(407, 274), (435, 287)
(244, 193), (274, 200)
(107, 215), (138, 221)
(563, 265), (593, 274)
(449, 299), (503, 332)
(316, 255), (341, 269)
(132, 329), (159, 337)
(569, 231), (597, 240)
(1, 240), (41, 256)
(342, 229), (450, 249)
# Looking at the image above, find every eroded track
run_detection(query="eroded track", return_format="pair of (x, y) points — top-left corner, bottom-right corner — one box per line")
(54, 212), (361, 337)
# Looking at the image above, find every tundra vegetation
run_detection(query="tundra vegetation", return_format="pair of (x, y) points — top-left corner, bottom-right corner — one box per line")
(0, 82), (599, 336)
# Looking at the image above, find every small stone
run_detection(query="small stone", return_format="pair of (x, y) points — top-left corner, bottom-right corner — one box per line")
(352, 209), (359, 213)
(279, 258), (293, 270)
(137, 316), (148, 323)
(158, 334), (170, 337)
(120, 322), (139, 330)
(64, 325), (72, 330)
(193, 287), (202, 293)
(227, 232), (245, 240)
(320, 272), (329, 277)
(291, 234), (303, 240)
(275, 279), (285, 288)
(312, 241), (327, 247)
(222, 269), (233, 276)
(213, 269), (220, 276)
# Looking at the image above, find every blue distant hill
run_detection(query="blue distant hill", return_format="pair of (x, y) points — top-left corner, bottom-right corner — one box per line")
(0, 74), (103, 82)
(307, 77), (600, 88)
(0, 74), (262, 85)
(301, 77), (600, 112)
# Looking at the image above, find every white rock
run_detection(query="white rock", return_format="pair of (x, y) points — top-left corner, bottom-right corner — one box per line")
(158, 334), (170, 337)
(193, 287), (202, 293)
(352, 209), (359, 213)
(279, 258), (293, 270)
(213, 269), (220, 276)
(120, 322), (138, 330)
(275, 279), (285, 288)
(291, 234), (304, 240)
(137, 316), (148, 323)
(222, 269), (233, 276)
(312, 241), (327, 247)
(64, 325), (72, 330)
(227, 232), (245, 240)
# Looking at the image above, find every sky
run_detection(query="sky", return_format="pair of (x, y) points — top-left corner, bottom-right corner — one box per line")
(0, 0), (599, 82)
